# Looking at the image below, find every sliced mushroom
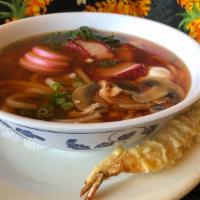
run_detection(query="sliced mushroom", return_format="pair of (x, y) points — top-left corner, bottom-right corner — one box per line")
(98, 80), (122, 104)
(98, 80), (149, 110)
(148, 66), (172, 80)
(115, 83), (168, 104)
(114, 77), (185, 104)
(113, 80), (141, 94)
(72, 83), (99, 111)
(131, 77), (185, 103)
(132, 86), (169, 103)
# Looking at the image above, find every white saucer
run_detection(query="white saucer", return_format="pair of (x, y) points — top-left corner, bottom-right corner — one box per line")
(0, 126), (200, 200)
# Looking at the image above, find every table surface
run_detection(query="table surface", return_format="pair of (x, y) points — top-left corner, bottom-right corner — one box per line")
(0, 0), (200, 199)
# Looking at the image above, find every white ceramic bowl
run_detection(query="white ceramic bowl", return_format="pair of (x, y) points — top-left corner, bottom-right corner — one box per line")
(0, 12), (200, 151)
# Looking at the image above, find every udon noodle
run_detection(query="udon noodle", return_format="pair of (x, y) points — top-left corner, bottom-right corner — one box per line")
(0, 27), (190, 123)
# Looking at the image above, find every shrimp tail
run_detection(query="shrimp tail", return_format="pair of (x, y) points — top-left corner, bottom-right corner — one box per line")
(80, 146), (140, 199)
(80, 172), (104, 200)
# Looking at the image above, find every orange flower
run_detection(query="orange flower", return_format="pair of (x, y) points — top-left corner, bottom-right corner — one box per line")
(85, 0), (152, 17)
(25, 0), (53, 16)
(186, 18), (200, 42)
(177, 0), (200, 11)
(179, 5), (200, 42)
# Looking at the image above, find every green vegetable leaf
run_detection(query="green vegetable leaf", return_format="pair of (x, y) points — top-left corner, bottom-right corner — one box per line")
(96, 35), (121, 48)
(55, 97), (66, 105)
(178, 5), (200, 31)
(43, 27), (120, 49)
(0, 11), (12, 19)
(42, 31), (71, 50)
(49, 81), (73, 111)
(0, 1), (15, 12)
(68, 26), (96, 40)
(37, 107), (54, 120)
(72, 78), (84, 88)
(68, 26), (120, 48)
(0, 0), (25, 20)
(50, 82), (62, 92)
(18, 80), (74, 120)
(98, 60), (118, 67)
(61, 102), (73, 111)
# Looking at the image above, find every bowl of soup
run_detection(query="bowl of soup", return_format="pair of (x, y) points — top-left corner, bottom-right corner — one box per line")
(0, 12), (199, 151)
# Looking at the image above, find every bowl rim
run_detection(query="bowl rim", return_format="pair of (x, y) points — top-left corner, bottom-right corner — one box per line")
(0, 12), (200, 133)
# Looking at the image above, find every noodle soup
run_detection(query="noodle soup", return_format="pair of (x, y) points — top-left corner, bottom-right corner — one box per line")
(0, 27), (190, 123)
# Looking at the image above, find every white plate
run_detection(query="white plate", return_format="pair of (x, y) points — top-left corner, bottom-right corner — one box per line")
(0, 124), (200, 200)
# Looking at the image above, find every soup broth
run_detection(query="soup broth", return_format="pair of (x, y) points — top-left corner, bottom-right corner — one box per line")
(0, 27), (190, 123)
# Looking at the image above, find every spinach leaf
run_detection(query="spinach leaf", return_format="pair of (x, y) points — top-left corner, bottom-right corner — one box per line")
(42, 31), (71, 50)
(43, 26), (121, 49)
(98, 60), (118, 67)
(68, 26), (120, 48)
(68, 26), (96, 40)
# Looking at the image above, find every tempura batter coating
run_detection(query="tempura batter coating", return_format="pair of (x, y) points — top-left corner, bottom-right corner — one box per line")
(81, 100), (200, 200)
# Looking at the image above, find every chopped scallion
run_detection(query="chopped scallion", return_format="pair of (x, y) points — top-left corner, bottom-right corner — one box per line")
(61, 102), (73, 110)
(56, 97), (66, 105)
(73, 80), (84, 88)
(50, 82), (62, 92)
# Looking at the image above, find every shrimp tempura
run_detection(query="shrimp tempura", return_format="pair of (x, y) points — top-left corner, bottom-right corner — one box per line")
(80, 100), (200, 200)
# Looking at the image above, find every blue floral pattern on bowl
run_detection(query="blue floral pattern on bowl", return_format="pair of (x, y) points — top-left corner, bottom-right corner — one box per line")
(94, 141), (115, 148)
(15, 128), (45, 141)
(0, 118), (161, 151)
(117, 131), (137, 141)
(66, 139), (90, 150)
(0, 119), (46, 142)
(141, 124), (159, 135)
(66, 124), (159, 150)
(0, 119), (12, 129)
